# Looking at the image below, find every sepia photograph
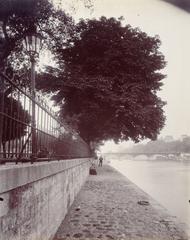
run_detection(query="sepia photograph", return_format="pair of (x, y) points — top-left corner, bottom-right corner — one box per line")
(0, 0), (190, 239)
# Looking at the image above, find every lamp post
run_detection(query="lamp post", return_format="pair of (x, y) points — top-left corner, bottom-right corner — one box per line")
(0, 21), (5, 160)
(23, 32), (42, 161)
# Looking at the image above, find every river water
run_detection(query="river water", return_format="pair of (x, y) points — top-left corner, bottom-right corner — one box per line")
(109, 158), (190, 235)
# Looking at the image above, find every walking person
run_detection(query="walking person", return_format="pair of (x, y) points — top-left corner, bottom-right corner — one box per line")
(98, 155), (103, 167)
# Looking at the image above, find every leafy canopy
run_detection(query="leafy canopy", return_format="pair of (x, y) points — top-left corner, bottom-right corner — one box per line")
(2, 96), (30, 143)
(0, 0), (76, 67)
(2, 90), (30, 158)
(38, 17), (166, 144)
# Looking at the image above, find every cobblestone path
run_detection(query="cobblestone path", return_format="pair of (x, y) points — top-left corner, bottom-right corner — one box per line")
(53, 165), (189, 240)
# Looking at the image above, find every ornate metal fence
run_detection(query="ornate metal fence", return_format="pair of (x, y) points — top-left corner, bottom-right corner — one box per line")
(0, 70), (90, 164)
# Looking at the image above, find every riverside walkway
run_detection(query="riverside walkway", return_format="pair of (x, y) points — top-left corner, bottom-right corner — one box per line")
(53, 165), (189, 240)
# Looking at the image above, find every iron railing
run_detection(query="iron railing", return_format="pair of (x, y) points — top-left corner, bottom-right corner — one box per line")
(0, 71), (90, 164)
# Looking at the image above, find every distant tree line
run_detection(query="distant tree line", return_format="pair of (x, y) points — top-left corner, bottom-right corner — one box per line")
(129, 136), (190, 154)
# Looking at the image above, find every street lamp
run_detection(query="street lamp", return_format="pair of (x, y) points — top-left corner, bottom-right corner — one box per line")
(23, 31), (42, 161)
(0, 21), (5, 157)
(23, 33), (42, 58)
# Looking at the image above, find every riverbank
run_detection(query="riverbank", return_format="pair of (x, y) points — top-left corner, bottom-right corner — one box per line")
(110, 158), (190, 232)
(53, 165), (188, 240)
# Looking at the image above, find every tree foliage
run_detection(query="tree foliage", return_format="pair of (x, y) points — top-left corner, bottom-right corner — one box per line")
(0, 0), (75, 67)
(2, 91), (30, 158)
(37, 17), (166, 144)
(3, 96), (30, 143)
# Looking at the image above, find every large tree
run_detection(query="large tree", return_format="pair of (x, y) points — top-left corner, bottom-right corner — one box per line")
(38, 17), (166, 144)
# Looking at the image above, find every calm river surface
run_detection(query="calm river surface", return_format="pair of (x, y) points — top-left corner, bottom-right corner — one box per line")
(110, 158), (190, 234)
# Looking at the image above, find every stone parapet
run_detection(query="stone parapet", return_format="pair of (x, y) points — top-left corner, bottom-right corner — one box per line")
(0, 158), (91, 240)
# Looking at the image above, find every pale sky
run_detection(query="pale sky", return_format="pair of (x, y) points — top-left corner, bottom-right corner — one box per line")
(52, 0), (190, 152)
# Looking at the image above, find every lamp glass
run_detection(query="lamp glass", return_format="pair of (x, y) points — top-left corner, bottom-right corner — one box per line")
(23, 33), (42, 55)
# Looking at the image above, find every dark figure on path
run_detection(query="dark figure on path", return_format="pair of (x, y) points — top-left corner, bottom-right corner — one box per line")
(37, 147), (49, 158)
(99, 156), (103, 167)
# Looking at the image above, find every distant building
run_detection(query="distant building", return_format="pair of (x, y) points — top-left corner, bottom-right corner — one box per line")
(180, 135), (189, 141)
(164, 135), (174, 142)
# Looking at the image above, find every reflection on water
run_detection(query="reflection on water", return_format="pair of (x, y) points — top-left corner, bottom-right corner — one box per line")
(110, 158), (190, 234)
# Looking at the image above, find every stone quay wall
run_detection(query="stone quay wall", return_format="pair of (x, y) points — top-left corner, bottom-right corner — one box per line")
(0, 158), (91, 240)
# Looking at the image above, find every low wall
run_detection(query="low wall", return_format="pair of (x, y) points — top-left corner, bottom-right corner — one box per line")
(0, 158), (91, 240)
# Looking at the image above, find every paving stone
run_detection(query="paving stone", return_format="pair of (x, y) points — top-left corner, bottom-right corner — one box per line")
(53, 165), (189, 240)
(73, 233), (83, 238)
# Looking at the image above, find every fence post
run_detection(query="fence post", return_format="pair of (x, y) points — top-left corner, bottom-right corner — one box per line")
(0, 75), (5, 161)
(0, 21), (5, 161)
(31, 57), (37, 163)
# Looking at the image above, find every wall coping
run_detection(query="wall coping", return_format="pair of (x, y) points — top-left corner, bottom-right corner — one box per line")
(0, 158), (91, 194)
